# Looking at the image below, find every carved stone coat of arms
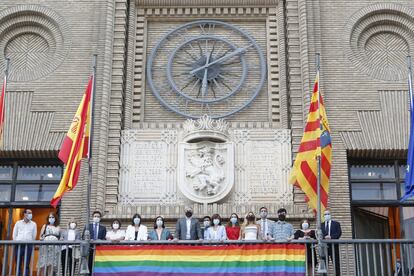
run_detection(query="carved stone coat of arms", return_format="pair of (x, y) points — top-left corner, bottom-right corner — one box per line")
(178, 141), (234, 203)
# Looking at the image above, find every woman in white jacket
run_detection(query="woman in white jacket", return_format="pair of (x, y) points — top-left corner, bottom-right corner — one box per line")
(205, 214), (227, 241)
(125, 214), (148, 241)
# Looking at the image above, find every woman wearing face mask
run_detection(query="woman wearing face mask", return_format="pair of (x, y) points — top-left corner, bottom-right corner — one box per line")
(125, 214), (148, 240)
(294, 219), (317, 271)
(205, 214), (227, 241)
(106, 219), (125, 241)
(225, 213), (240, 240)
(148, 216), (173, 240)
(240, 212), (260, 240)
(61, 218), (81, 275)
(38, 212), (61, 274)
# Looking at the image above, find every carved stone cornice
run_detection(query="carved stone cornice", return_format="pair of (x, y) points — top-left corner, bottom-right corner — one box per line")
(136, 0), (278, 7)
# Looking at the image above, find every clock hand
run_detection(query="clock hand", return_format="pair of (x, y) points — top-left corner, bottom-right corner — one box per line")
(201, 52), (211, 97)
(190, 44), (253, 75)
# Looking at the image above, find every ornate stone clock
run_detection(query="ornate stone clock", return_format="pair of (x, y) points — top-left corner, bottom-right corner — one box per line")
(147, 20), (266, 119)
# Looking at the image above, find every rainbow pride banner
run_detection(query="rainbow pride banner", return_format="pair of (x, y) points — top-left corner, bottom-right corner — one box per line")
(94, 243), (306, 276)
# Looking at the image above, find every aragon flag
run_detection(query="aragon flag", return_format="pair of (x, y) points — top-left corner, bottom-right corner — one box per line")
(0, 76), (5, 149)
(51, 77), (92, 208)
(289, 71), (332, 215)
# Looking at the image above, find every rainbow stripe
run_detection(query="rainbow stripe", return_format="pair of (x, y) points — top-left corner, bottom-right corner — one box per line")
(94, 243), (306, 276)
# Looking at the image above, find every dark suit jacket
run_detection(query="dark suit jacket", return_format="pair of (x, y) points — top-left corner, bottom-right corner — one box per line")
(175, 217), (202, 240)
(321, 220), (342, 239)
(83, 223), (107, 240)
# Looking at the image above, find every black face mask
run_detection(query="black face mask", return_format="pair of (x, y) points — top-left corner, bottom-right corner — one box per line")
(185, 211), (193, 218)
(247, 215), (255, 221)
(278, 214), (286, 221)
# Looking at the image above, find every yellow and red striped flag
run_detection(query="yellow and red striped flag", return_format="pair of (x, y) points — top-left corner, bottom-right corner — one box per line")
(289, 71), (332, 214)
(51, 77), (92, 208)
(0, 76), (5, 149)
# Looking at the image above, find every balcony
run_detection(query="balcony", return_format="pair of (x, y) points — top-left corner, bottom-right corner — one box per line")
(1, 239), (413, 276)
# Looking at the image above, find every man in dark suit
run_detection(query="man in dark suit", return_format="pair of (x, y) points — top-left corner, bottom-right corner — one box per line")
(83, 211), (107, 275)
(320, 209), (342, 275)
(175, 207), (202, 240)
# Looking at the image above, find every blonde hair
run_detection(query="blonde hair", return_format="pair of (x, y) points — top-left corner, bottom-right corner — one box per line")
(240, 211), (257, 237)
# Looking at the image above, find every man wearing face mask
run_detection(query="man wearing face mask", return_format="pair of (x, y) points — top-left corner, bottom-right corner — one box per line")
(257, 207), (275, 240)
(320, 210), (342, 276)
(201, 216), (211, 240)
(84, 210), (106, 275)
(175, 207), (202, 240)
(13, 209), (37, 276)
(270, 208), (294, 241)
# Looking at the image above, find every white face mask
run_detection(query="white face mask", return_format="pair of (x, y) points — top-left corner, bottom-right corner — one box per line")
(133, 218), (140, 225)
(230, 217), (237, 224)
(69, 223), (76, 229)
(213, 219), (220, 226)
(93, 217), (100, 223)
(49, 217), (56, 224)
(260, 211), (268, 218)
(324, 214), (331, 221)
(203, 221), (210, 228)
(302, 223), (309, 230)
(113, 223), (119, 230)
(156, 220), (163, 227)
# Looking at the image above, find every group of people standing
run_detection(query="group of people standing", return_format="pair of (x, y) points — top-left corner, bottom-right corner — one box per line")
(12, 207), (342, 275)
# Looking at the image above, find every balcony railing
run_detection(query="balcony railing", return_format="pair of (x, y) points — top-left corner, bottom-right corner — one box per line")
(0, 239), (413, 276)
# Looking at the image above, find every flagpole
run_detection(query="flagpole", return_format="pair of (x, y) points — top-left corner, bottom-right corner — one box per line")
(401, 56), (414, 202)
(315, 53), (327, 273)
(80, 54), (97, 275)
(407, 56), (413, 118)
(0, 58), (10, 149)
(1, 58), (11, 276)
(86, 54), (97, 235)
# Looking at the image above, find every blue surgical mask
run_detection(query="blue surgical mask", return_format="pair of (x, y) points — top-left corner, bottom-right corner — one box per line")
(133, 218), (140, 225)
(49, 217), (55, 224)
(324, 214), (331, 221)
(230, 217), (237, 224)
(26, 214), (32, 221)
(213, 219), (220, 225)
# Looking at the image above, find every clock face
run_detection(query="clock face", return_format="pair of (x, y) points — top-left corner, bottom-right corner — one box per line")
(147, 20), (266, 119)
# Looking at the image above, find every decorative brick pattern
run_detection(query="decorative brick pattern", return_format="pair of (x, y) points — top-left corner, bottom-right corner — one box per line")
(343, 3), (414, 81)
(0, 5), (70, 82)
(104, 0), (129, 212)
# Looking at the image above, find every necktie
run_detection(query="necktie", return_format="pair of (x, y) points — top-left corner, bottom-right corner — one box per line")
(262, 220), (265, 237)
(94, 224), (98, 240)
(325, 222), (328, 235)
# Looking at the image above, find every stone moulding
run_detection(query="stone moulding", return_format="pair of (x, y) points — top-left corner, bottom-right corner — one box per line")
(135, 0), (278, 7)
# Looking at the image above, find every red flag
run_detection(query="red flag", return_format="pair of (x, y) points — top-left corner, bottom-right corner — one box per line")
(289, 72), (332, 215)
(51, 77), (92, 207)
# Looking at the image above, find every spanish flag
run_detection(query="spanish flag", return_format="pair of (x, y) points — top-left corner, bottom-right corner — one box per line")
(0, 76), (5, 149)
(51, 77), (92, 208)
(289, 71), (332, 215)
